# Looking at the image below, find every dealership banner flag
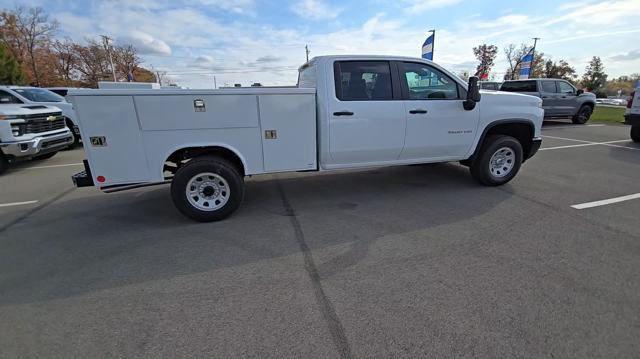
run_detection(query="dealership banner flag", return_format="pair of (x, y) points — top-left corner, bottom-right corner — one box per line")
(422, 34), (434, 60)
(519, 50), (534, 79)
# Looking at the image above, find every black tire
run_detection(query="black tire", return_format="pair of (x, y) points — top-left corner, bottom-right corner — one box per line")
(170, 155), (244, 222)
(631, 126), (640, 143)
(66, 119), (81, 149)
(572, 105), (593, 124)
(470, 135), (523, 186)
(0, 152), (7, 175)
(33, 152), (58, 160)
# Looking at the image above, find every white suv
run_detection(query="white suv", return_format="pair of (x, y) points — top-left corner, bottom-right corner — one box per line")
(0, 86), (80, 146)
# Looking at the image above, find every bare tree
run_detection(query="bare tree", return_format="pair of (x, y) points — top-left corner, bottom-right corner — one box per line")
(73, 39), (111, 87)
(113, 44), (141, 81)
(12, 7), (58, 85)
(503, 44), (530, 80)
(473, 44), (498, 79)
(52, 38), (77, 85)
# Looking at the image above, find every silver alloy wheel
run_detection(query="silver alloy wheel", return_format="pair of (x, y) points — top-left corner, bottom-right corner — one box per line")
(185, 172), (230, 211)
(489, 147), (515, 178)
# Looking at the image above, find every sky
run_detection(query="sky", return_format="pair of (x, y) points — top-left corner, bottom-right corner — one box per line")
(2, 0), (639, 88)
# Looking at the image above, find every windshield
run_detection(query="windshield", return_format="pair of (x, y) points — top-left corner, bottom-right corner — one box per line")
(13, 88), (65, 102)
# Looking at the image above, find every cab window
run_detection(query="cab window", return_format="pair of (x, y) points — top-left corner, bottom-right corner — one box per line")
(401, 62), (459, 100)
(334, 61), (393, 101)
(557, 81), (575, 94)
(0, 90), (23, 104)
(541, 81), (557, 93)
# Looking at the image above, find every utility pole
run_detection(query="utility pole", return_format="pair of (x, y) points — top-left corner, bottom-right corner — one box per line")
(305, 45), (310, 63)
(531, 37), (541, 77)
(213, 75), (217, 89)
(101, 35), (117, 82)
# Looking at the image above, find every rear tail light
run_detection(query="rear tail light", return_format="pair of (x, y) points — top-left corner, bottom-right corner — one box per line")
(628, 91), (635, 109)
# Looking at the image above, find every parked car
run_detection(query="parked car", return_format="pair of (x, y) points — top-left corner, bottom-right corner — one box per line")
(0, 86), (81, 146)
(500, 79), (596, 124)
(625, 88), (640, 142)
(68, 55), (543, 222)
(479, 81), (501, 91)
(0, 103), (75, 174)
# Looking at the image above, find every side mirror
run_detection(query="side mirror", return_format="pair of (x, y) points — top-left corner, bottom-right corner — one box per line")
(464, 76), (481, 111)
(576, 89), (584, 96)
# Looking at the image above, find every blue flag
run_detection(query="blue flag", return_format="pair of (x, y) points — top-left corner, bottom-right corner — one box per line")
(422, 34), (434, 61)
(519, 50), (534, 79)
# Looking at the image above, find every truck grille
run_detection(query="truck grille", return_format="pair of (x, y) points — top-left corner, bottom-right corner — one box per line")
(24, 115), (66, 134)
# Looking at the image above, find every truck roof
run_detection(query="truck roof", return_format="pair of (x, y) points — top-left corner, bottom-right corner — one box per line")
(0, 103), (62, 116)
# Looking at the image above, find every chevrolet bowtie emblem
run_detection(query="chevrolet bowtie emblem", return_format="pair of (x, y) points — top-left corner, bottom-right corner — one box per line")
(46, 115), (57, 121)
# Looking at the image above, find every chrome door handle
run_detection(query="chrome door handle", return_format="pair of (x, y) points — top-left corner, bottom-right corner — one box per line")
(409, 109), (428, 114)
(333, 111), (354, 116)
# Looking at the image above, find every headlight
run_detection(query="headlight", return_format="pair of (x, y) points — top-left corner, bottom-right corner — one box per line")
(0, 115), (19, 120)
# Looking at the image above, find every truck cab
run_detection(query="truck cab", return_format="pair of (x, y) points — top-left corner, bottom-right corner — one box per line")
(500, 79), (596, 124)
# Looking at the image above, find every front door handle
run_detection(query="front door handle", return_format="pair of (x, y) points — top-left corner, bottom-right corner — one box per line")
(409, 109), (428, 114)
(333, 111), (354, 116)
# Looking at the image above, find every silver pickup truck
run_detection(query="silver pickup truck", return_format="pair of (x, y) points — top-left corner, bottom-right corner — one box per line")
(0, 104), (75, 174)
(500, 79), (596, 124)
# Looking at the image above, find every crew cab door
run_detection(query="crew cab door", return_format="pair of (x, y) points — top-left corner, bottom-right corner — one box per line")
(555, 80), (579, 116)
(539, 80), (561, 117)
(326, 61), (406, 165)
(397, 61), (479, 160)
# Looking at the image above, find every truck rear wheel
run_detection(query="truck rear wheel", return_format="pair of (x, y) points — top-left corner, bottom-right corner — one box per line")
(631, 126), (640, 143)
(170, 155), (244, 222)
(470, 135), (523, 186)
(572, 105), (592, 124)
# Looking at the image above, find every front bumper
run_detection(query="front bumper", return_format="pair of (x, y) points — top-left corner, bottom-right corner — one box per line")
(624, 113), (640, 126)
(526, 137), (542, 160)
(0, 129), (74, 159)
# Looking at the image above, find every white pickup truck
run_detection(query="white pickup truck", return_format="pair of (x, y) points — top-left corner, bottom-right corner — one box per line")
(69, 55), (543, 221)
(0, 104), (75, 174)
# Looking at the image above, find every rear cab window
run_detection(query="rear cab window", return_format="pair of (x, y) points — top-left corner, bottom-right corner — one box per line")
(334, 61), (393, 101)
(500, 81), (537, 92)
(541, 81), (557, 93)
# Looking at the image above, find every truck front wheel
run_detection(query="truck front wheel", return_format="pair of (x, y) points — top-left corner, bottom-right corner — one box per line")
(631, 126), (640, 143)
(572, 105), (592, 124)
(171, 155), (244, 222)
(470, 135), (523, 186)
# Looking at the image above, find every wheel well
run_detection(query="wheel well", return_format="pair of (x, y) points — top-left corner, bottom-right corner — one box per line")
(165, 146), (245, 176)
(582, 102), (595, 110)
(478, 122), (534, 159)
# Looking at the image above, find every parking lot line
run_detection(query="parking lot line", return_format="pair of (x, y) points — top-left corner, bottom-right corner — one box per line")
(541, 135), (639, 151)
(542, 124), (606, 130)
(572, 193), (640, 210)
(0, 200), (39, 208)
(24, 163), (84, 170)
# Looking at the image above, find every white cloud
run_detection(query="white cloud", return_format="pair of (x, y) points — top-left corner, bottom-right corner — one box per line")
(474, 14), (529, 29)
(291, 0), (341, 20)
(610, 49), (640, 62)
(196, 0), (256, 15)
(118, 31), (172, 56)
(403, 0), (462, 13)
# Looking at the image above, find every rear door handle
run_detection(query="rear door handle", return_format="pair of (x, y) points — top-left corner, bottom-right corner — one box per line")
(333, 111), (354, 116)
(409, 109), (428, 114)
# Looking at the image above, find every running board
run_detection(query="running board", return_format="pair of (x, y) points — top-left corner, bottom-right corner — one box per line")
(101, 180), (171, 193)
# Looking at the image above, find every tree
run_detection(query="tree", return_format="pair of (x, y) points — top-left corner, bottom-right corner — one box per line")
(541, 59), (576, 81)
(0, 42), (24, 84)
(72, 39), (112, 87)
(473, 44), (498, 79)
(581, 56), (607, 91)
(10, 7), (58, 86)
(113, 44), (140, 81)
(52, 38), (77, 86)
(133, 66), (158, 83)
(503, 44), (529, 80)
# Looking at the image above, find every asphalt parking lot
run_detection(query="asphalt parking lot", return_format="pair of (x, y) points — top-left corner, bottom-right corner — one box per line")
(1, 122), (639, 358)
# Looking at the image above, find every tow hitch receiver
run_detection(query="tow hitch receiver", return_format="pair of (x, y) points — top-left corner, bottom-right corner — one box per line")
(71, 160), (94, 187)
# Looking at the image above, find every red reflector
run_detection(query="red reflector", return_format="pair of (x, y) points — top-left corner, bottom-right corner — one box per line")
(97, 176), (106, 183)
